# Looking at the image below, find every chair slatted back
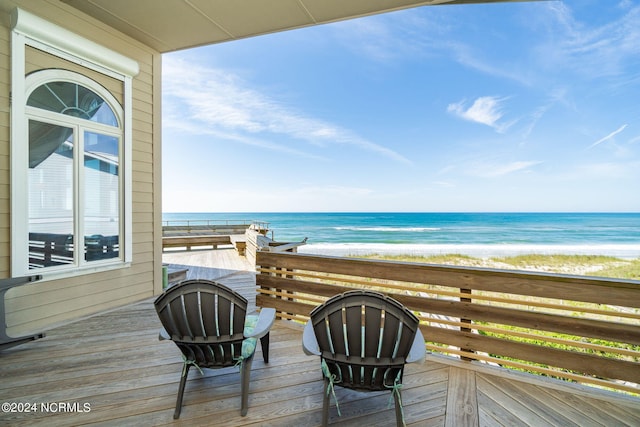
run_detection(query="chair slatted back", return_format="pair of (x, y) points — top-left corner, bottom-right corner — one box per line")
(155, 279), (248, 367)
(309, 290), (419, 391)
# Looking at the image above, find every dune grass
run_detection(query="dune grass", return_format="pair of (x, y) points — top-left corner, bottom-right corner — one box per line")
(353, 253), (640, 280)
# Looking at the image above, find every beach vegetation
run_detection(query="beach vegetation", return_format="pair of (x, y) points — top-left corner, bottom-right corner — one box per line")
(592, 258), (640, 280)
(353, 253), (640, 280)
(490, 254), (618, 269)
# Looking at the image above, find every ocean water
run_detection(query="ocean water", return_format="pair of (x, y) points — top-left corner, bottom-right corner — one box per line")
(162, 212), (640, 259)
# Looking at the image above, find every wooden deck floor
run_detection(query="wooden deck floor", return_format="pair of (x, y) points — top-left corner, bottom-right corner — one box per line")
(1, 250), (639, 426)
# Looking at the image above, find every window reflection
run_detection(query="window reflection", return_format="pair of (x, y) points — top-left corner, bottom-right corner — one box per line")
(84, 131), (119, 261)
(28, 81), (117, 126)
(28, 120), (74, 268)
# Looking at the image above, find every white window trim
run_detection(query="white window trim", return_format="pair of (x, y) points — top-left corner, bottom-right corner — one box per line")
(10, 8), (138, 280)
(10, 8), (139, 78)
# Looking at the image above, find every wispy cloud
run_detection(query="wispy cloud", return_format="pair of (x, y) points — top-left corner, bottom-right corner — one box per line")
(331, 12), (445, 63)
(545, 3), (640, 79)
(521, 88), (570, 139)
(588, 124), (628, 149)
(163, 115), (327, 160)
(335, 2), (640, 90)
(447, 96), (514, 133)
(292, 185), (374, 197)
(471, 160), (542, 178)
(163, 57), (411, 163)
(433, 180), (455, 188)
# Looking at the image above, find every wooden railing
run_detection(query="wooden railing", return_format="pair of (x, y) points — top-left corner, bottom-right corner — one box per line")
(256, 251), (640, 395)
(162, 219), (270, 235)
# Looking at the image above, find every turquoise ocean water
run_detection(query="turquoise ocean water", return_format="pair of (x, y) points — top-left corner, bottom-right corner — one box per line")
(162, 212), (640, 259)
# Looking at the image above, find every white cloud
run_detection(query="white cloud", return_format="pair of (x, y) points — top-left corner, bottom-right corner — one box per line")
(447, 96), (513, 132)
(163, 116), (327, 160)
(521, 88), (570, 139)
(471, 160), (542, 178)
(293, 185), (373, 197)
(331, 12), (446, 63)
(588, 124), (628, 149)
(163, 57), (410, 163)
(546, 3), (640, 79)
(433, 180), (455, 188)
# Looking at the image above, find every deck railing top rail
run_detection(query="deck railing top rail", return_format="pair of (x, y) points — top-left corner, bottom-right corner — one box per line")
(162, 219), (269, 233)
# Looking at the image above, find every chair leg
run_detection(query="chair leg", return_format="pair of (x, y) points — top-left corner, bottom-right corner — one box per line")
(240, 356), (254, 416)
(393, 389), (405, 427)
(174, 364), (191, 419)
(260, 333), (270, 363)
(321, 377), (330, 427)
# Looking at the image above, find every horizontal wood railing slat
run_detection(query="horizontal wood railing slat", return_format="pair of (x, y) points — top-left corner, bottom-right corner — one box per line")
(419, 317), (640, 358)
(422, 326), (640, 384)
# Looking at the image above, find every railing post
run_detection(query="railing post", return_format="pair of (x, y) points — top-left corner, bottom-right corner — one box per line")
(460, 288), (474, 361)
(277, 266), (295, 320)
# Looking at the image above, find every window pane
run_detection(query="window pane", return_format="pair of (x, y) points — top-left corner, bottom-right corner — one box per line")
(84, 131), (120, 262)
(28, 81), (118, 127)
(28, 120), (74, 269)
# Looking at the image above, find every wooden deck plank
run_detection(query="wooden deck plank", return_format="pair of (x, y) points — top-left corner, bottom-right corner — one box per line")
(477, 387), (528, 427)
(476, 375), (580, 427)
(445, 367), (479, 427)
(477, 375), (566, 426)
(542, 387), (640, 426)
(510, 383), (607, 426)
(1, 248), (638, 426)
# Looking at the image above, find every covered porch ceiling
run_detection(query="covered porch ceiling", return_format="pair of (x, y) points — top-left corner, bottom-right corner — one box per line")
(62, 0), (530, 53)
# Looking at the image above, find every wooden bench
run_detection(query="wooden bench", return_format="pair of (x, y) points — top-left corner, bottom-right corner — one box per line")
(162, 235), (232, 251)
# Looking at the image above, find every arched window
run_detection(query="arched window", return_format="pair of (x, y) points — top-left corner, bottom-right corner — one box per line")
(23, 70), (124, 271)
(11, 9), (137, 278)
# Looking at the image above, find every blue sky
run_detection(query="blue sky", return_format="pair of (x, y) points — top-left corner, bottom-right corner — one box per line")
(162, 0), (640, 213)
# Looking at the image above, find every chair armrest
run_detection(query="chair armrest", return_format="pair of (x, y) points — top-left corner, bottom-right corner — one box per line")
(302, 320), (321, 356)
(245, 307), (276, 339)
(406, 328), (426, 363)
(158, 327), (171, 341)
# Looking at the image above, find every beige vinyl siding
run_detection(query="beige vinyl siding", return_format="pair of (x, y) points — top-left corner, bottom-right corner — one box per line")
(1, 0), (163, 336)
(1, 20), (10, 277)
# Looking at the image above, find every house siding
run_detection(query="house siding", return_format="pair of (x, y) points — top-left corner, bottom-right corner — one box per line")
(0, 0), (163, 335)
(1, 17), (10, 276)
